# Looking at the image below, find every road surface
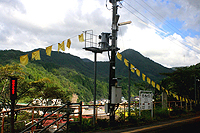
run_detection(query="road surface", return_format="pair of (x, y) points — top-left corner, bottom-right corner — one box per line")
(95, 115), (200, 133)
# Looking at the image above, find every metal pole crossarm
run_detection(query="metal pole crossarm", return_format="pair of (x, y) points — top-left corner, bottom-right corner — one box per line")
(109, 0), (123, 3)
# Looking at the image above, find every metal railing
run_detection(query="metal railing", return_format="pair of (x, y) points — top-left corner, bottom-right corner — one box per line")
(0, 101), (82, 133)
(0, 101), (195, 132)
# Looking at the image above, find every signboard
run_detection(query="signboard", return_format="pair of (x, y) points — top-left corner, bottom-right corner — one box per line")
(140, 93), (153, 110)
(10, 78), (17, 100)
(139, 90), (153, 118)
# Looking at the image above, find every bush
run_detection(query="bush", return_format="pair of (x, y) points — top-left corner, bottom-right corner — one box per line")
(126, 115), (138, 125)
(81, 118), (93, 132)
(2, 111), (35, 133)
(170, 106), (187, 116)
(138, 110), (153, 124)
(97, 119), (109, 129)
(154, 108), (170, 120)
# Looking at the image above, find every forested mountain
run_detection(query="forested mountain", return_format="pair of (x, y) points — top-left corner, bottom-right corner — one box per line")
(0, 49), (173, 102)
(0, 49), (172, 81)
(116, 49), (173, 82)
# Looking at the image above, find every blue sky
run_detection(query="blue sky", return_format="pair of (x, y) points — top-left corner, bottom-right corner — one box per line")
(161, 17), (200, 39)
(118, 0), (200, 67)
(0, 0), (200, 68)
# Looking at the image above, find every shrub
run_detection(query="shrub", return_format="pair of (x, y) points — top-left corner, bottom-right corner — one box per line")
(81, 118), (94, 132)
(170, 106), (187, 116)
(97, 119), (109, 129)
(138, 110), (153, 124)
(154, 108), (170, 120)
(126, 115), (138, 125)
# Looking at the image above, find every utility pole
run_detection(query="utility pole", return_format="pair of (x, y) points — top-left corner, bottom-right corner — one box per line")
(128, 62), (131, 117)
(109, 0), (120, 123)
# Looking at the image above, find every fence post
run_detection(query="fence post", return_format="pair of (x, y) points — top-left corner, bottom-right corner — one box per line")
(31, 108), (34, 133)
(124, 103), (125, 120)
(80, 101), (82, 133)
(181, 100), (182, 109)
(95, 106), (98, 121)
(67, 101), (70, 133)
(1, 112), (5, 133)
(57, 111), (59, 129)
(78, 104), (80, 121)
(186, 102), (187, 111)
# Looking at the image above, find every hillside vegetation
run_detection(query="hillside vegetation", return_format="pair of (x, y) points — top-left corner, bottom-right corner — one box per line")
(0, 49), (173, 103)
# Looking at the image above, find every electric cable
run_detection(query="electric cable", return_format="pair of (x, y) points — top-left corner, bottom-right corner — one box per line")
(121, 1), (200, 55)
(135, 0), (199, 49)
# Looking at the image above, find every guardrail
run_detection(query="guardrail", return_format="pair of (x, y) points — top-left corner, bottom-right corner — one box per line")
(0, 101), (195, 132)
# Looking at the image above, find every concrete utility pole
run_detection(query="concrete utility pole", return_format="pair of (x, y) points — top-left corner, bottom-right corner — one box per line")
(109, 0), (120, 122)
(128, 62), (131, 117)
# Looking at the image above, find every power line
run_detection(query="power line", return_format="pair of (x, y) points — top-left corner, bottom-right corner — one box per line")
(121, 0), (200, 55)
(136, 0), (199, 49)
(122, 1), (167, 35)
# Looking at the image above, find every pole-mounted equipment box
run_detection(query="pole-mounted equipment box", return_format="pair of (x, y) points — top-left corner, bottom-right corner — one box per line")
(111, 86), (122, 104)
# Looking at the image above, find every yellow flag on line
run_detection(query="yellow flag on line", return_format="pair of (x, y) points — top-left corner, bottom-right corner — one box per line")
(78, 33), (84, 42)
(182, 97), (185, 102)
(186, 99), (188, 103)
(172, 93), (176, 98)
(162, 87), (165, 91)
(142, 73), (146, 81)
(67, 39), (71, 49)
(156, 84), (160, 91)
(131, 64), (135, 73)
(151, 81), (155, 88)
(165, 89), (168, 95)
(147, 77), (151, 84)
(46, 45), (52, 56)
(176, 95), (179, 101)
(32, 50), (41, 60)
(124, 58), (129, 67)
(58, 41), (65, 52)
(136, 69), (140, 77)
(117, 52), (122, 61)
(20, 54), (28, 65)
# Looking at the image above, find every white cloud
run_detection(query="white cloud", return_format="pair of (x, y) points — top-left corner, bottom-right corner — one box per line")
(118, 24), (199, 68)
(169, 0), (200, 31)
(0, 0), (200, 68)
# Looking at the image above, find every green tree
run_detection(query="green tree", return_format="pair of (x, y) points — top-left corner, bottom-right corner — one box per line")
(0, 63), (26, 110)
(161, 66), (200, 100)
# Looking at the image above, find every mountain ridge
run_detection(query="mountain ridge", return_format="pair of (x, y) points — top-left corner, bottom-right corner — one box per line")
(0, 48), (175, 101)
(0, 48), (173, 82)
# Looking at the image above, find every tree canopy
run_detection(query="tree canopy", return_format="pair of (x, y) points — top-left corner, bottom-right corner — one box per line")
(161, 65), (200, 100)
